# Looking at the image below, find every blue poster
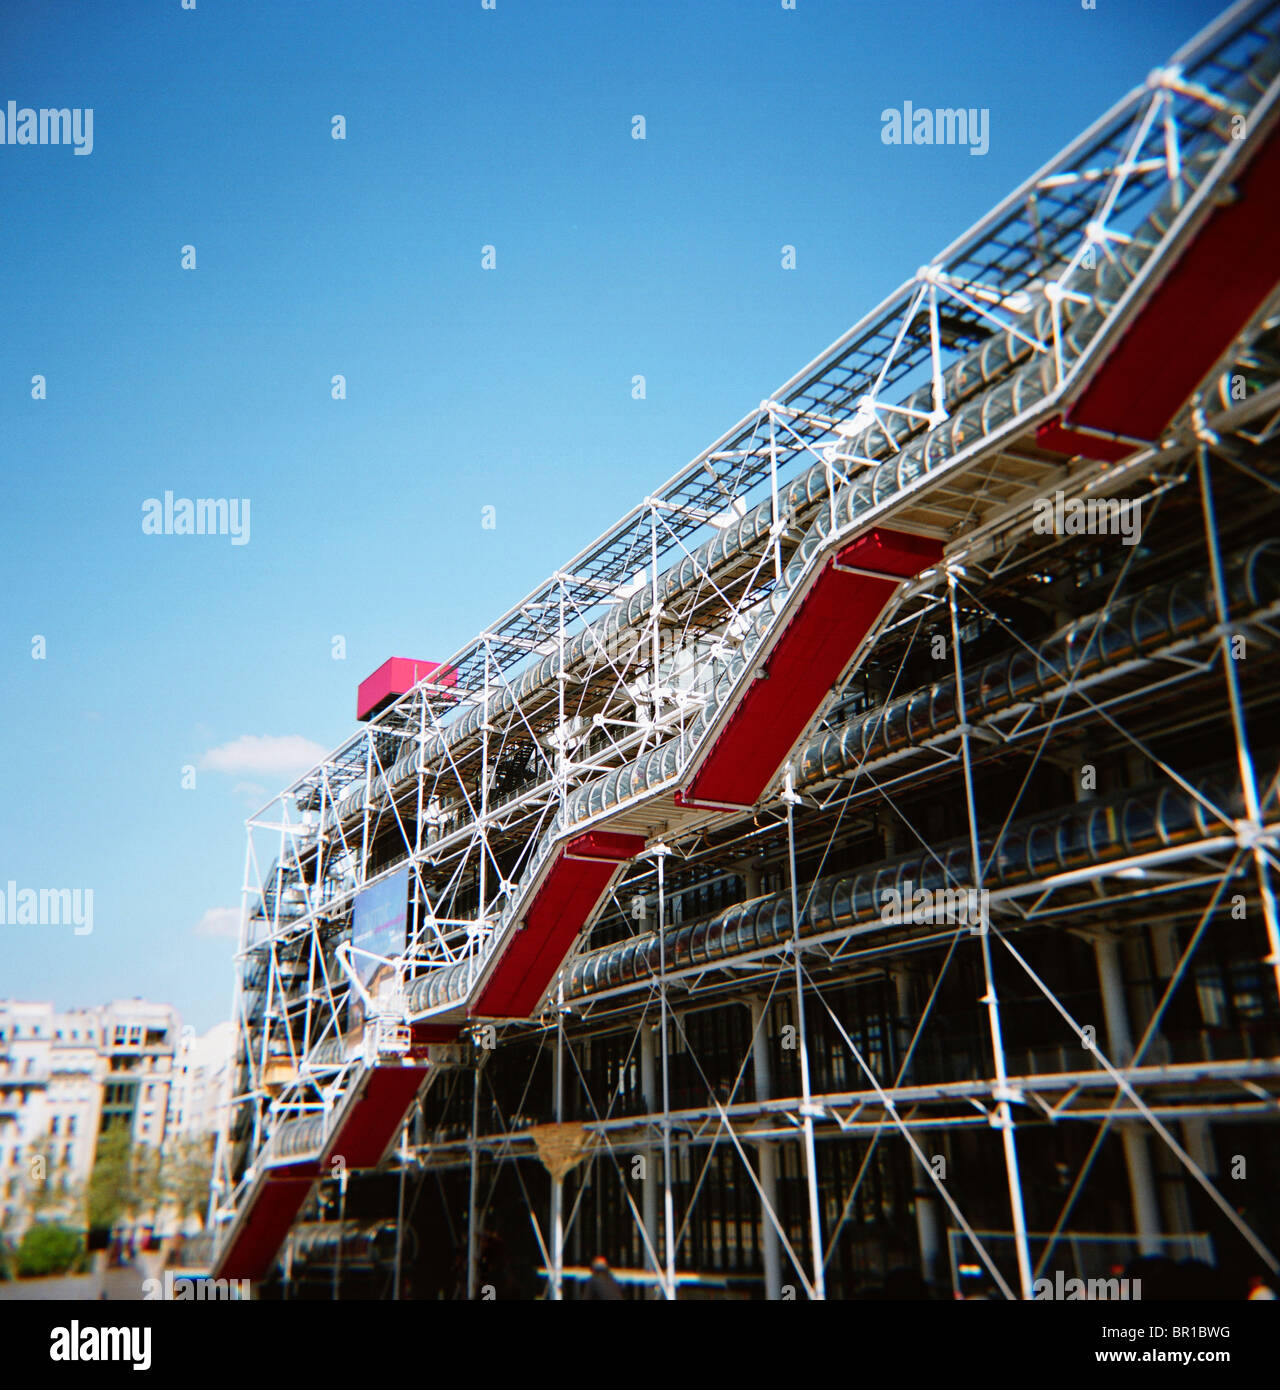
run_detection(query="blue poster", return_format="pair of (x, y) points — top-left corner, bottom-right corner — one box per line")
(350, 866), (409, 988)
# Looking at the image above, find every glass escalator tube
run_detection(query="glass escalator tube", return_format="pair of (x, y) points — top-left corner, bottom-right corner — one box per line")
(563, 763), (1260, 1003)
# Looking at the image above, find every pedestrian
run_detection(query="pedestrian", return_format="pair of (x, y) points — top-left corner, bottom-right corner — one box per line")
(583, 1254), (624, 1300)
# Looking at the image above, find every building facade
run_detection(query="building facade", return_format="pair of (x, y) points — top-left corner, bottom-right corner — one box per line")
(0, 999), (181, 1239)
(171, 1021), (235, 1145)
(211, 4), (1280, 1299)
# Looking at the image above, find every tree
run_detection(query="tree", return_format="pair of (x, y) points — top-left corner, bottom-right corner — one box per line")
(16, 1222), (82, 1277)
(133, 1144), (163, 1225)
(86, 1127), (156, 1234)
(165, 1137), (215, 1227)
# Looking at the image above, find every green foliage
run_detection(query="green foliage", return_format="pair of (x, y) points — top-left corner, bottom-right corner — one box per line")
(86, 1126), (129, 1231)
(165, 1136), (215, 1222)
(78, 1127), (213, 1242)
(86, 1126), (161, 1231)
(16, 1222), (82, 1277)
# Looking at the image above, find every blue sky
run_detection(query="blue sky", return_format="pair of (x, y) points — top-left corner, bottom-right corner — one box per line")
(0, 0), (1223, 1029)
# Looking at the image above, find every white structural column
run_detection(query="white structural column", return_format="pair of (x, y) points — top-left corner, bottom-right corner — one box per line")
(948, 571), (1034, 1299)
(749, 996), (784, 1300)
(639, 1022), (660, 1296)
(479, 649), (490, 927)
(1092, 932), (1163, 1255)
(550, 1016), (565, 1301)
(894, 968), (941, 1283)
(466, 1061), (481, 1299)
(784, 768), (826, 1300)
(654, 844), (678, 1301)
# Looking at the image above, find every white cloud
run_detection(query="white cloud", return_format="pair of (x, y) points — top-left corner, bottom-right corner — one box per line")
(194, 907), (241, 939)
(199, 734), (326, 777)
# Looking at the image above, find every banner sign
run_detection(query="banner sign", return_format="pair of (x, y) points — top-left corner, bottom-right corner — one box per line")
(348, 867), (409, 1031)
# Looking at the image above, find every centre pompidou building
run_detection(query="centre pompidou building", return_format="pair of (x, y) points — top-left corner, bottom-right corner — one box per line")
(209, 0), (1280, 1300)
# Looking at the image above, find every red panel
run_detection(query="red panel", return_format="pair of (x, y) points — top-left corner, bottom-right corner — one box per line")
(211, 1167), (316, 1282)
(325, 1064), (430, 1169)
(212, 1066), (428, 1282)
(685, 528), (943, 807)
(1066, 121), (1280, 441)
(357, 657), (457, 722)
(1036, 416), (1134, 462)
(411, 1022), (460, 1046)
(472, 852), (619, 1018)
(836, 527), (945, 580)
(566, 830), (648, 862)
